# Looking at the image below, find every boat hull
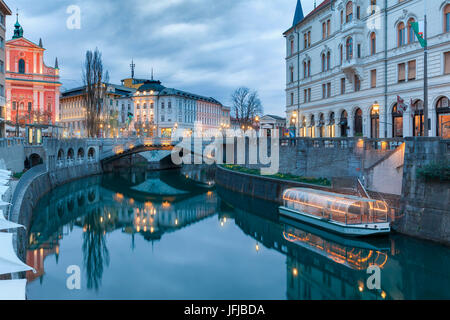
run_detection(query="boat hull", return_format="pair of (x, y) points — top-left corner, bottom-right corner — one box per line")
(279, 206), (390, 237)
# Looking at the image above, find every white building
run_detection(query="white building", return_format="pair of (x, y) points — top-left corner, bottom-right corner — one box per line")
(285, 0), (450, 139)
(59, 84), (134, 138)
(131, 78), (227, 138)
(260, 114), (287, 137)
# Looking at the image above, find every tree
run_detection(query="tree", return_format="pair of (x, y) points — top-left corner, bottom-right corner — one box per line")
(231, 87), (263, 130)
(82, 49), (109, 138)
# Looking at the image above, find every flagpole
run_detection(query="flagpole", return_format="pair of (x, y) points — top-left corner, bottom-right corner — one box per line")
(423, 9), (429, 136)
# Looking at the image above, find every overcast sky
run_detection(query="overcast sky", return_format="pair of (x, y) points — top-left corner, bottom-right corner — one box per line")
(7, 0), (315, 116)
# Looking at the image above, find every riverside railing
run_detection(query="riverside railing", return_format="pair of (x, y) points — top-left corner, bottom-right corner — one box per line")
(279, 137), (405, 151)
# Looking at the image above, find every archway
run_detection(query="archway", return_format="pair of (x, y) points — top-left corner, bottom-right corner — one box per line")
(354, 108), (363, 136)
(309, 114), (315, 138)
(57, 149), (64, 161)
(29, 153), (43, 168)
(319, 114), (325, 137)
(328, 112), (335, 137)
(411, 100), (424, 137)
(340, 110), (348, 137)
(88, 147), (96, 160)
(77, 148), (85, 161)
(67, 148), (74, 161)
(392, 104), (403, 137)
(436, 97), (450, 138)
(370, 106), (380, 138)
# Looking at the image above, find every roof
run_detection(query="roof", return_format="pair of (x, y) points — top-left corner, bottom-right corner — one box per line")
(136, 79), (222, 105)
(0, 1), (12, 15)
(292, 0), (304, 27)
(262, 114), (286, 121)
(61, 83), (135, 99)
(284, 0), (331, 35)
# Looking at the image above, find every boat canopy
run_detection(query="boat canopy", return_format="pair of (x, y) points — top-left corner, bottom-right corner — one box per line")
(282, 188), (388, 225)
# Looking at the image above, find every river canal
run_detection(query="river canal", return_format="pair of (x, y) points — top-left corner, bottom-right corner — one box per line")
(25, 168), (450, 300)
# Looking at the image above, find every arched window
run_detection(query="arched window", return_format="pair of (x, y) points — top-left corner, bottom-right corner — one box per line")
(346, 1), (353, 23)
(307, 60), (311, 77)
(370, 32), (376, 55)
(436, 97), (450, 138)
(397, 22), (406, 47)
(340, 110), (348, 137)
(339, 45), (343, 65)
(303, 61), (307, 78)
(445, 4), (450, 33)
(346, 37), (353, 60)
(392, 104), (403, 138)
(370, 106), (380, 138)
(407, 18), (416, 43)
(354, 108), (363, 136)
(327, 51), (331, 70)
(412, 100), (424, 137)
(18, 59), (25, 74)
(319, 113), (325, 137)
(321, 53), (326, 72)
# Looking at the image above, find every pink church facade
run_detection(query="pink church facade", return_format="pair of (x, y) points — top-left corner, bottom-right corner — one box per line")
(5, 17), (60, 135)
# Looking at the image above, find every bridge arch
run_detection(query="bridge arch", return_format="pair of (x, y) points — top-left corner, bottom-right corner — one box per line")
(88, 147), (96, 161)
(77, 147), (85, 161)
(67, 148), (75, 160)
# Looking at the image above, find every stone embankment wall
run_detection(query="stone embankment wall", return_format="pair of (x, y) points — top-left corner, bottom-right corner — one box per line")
(396, 138), (450, 245)
(0, 139), (26, 173)
(10, 163), (102, 261)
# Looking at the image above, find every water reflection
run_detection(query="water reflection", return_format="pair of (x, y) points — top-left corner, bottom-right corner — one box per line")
(26, 169), (450, 300)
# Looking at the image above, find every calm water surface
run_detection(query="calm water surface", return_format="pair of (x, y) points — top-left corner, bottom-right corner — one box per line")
(26, 168), (450, 300)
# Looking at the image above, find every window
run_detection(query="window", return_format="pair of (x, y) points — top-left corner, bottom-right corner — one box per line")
(398, 63), (406, 82)
(371, 69), (377, 88)
(357, 44), (361, 58)
(327, 83), (331, 98)
(354, 75), (361, 92)
(346, 2), (353, 23)
(340, 11), (343, 25)
(161, 102), (165, 109)
(356, 6), (360, 20)
(341, 78), (346, 94)
(408, 60), (416, 80)
(18, 59), (25, 74)
(327, 20), (331, 37)
(392, 104), (403, 138)
(436, 97), (450, 138)
(307, 60), (311, 77)
(346, 37), (353, 60)
(0, 60), (3, 73)
(407, 18), (416, 43)
(322, 22), (327, 39)
(308, 88), (311, 102)
(304, 33), (308, 49)
(290, 39), (294, 55)
(370, 0), (377, 15)
(322, 84), (326, 99)
(290, 92), (294, 105)
(445, 51), (450, 75)
(398, 22), (406, 47)
(303, 61), (307, 78)
(307, 31), (311, 47)
(290, 67), (294, 82)
(354, 108), (363, 136)
(445, 4), (450, 33)
(321, 54), (326, 72)
(339, 45), (343, 65)
(327, 51), (331, 70)
(370, 32), (376, 55)
(304, 89), (308, 103)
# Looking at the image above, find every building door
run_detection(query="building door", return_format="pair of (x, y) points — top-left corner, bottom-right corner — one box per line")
(437, 97), (450, 138)
(392, 104), (403, 138)
(412, 100), (424, 137)
(370, 107), (379, 138)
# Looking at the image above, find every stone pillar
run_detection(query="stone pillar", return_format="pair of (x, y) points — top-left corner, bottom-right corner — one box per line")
(404, 108), (412, 137)
(348, 114), (355, 137)
(430, 107), (437, 137)
(379, 106), (386, 138)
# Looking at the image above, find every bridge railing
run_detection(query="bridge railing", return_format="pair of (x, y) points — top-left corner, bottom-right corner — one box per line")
(0, 137), (25, 148)
(279, 137), (404, 151)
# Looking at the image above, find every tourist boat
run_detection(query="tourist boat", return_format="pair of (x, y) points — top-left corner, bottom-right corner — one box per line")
(279, 188), (390, 237)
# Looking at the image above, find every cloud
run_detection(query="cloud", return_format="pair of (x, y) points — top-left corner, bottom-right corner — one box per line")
(8, 0), (316, 116)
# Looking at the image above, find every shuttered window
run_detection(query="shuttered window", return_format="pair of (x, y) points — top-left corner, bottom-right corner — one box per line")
(371, 69), (377, 88)
(398, 63), (406, 82)
(445, 52), (450, 75)
(408, 60), (416, 80)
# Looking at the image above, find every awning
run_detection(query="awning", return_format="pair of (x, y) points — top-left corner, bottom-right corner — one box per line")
(0, 233), (35, 275)
(0, 279), (26, 300)
(0, 209), (25, 231)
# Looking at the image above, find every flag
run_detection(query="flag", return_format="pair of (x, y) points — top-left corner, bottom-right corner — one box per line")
(410, 21), (427, 48)
(397, 96), (408, 114)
